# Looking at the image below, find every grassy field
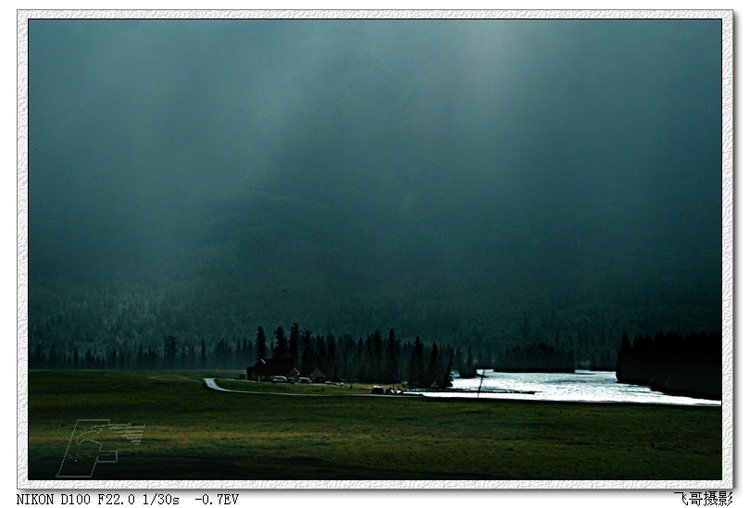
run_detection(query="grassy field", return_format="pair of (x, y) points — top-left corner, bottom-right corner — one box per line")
(27, 370), (723, 481)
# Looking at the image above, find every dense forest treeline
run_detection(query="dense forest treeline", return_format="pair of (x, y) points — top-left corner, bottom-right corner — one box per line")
(29, 319), (726, 398)
(29, 324), (454, 388)
(616, 330), (722, 400)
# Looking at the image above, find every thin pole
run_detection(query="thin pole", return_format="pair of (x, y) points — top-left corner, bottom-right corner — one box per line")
(477, 369), (485, 398)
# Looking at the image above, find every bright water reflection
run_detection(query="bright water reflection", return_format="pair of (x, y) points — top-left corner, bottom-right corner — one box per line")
(422, 370), (720, 406)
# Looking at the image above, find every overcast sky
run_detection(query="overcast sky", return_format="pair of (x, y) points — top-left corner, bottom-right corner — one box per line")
(27, 18), (723, 337)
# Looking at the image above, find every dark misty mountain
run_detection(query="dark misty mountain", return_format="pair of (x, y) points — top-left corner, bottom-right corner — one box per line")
(29, 19), (722, 361)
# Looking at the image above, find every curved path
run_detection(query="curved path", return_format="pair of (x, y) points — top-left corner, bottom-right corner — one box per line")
(203, 378), (419, 398)
(203, 378), (242, 393)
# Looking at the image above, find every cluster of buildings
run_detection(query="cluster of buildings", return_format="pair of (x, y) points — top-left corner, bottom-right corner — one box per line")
(246, 359), (326, 383)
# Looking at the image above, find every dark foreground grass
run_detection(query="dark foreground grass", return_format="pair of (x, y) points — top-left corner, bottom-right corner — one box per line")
(28, 370), (722, 481)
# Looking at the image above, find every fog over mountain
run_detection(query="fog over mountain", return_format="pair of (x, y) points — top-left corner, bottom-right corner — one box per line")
(29, 19), (722, 361)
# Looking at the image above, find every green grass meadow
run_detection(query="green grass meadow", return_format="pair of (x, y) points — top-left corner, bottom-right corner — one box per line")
(27, 370), (722, 481)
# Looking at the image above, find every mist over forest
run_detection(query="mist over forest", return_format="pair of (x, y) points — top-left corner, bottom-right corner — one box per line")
(28, 19), (722, 367)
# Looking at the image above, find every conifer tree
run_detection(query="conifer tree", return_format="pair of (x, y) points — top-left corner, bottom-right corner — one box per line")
(439, 347), (454, 388)
(300, 329), (315, 374)
(427, 342), (440, 386)
(273, 326), (288, 359)
(409, 337), (426, 386)
(163, 336), (178, 369)
(386, 328), (398, 382)
(289, 323), (300, 365)
(255, 326), (267, 360)
(326, 332), (337, 380)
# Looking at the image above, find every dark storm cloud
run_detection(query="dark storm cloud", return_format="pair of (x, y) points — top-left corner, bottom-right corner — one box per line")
(29, 19), (722, 337)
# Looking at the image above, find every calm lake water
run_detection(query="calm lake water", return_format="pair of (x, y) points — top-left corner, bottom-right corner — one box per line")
(422, 370), (720, 406)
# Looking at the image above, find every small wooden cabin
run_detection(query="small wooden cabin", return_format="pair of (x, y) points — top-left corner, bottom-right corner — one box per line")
(247, 359), (300, 382)
(308, 367), (326, 383)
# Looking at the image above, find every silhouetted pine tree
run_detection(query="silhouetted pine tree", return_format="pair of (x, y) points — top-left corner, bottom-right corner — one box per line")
(385, 329), (399, 382)
(409, 337), (426, 386)
(273, 327), (288, 359)
(289, 323), (300, 365)
(439, 347), (454, 388)
(256, 326), (267, 360)
(458, 346), (477, 378)
(326, 332), (338, 380)
(163, 336), (178, 369)
(300, 329), (315, 375)
(360, 337), (368, 380)
(427, 342), (440, 386)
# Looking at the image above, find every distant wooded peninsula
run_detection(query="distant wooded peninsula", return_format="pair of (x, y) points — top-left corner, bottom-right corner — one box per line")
(616, 330), (721, 400)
